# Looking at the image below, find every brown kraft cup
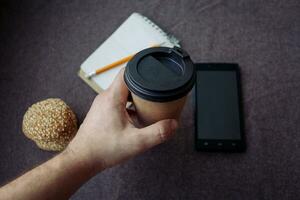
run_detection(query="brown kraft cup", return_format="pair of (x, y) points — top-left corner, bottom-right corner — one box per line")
(124, 47), (195, 126)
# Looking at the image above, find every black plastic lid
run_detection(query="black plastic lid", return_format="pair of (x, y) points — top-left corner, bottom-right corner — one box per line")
(124, 47), (195, 102)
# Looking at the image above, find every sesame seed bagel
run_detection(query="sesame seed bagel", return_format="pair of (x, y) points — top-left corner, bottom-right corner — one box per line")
(22, 98), (77, 151)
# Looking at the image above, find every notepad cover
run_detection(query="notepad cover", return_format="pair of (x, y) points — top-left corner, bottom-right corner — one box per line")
(78, 12), (180, 93)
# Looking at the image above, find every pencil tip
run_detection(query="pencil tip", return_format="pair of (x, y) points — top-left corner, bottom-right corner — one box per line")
(85, 72), (96, 79)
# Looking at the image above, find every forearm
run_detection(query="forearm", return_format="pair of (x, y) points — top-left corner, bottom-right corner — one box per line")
(0, 149), (99, 200)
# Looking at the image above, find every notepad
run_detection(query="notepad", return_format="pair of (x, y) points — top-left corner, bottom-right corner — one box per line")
(78, 12), (180, 93)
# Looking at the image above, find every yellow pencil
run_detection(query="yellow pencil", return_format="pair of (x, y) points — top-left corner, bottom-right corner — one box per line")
(86, 44), (161, 79)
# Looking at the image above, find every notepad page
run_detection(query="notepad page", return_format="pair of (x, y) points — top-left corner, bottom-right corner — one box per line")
(80, 12), (180, 90)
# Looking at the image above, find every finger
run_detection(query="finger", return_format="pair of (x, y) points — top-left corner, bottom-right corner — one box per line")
(108, 68), (129, 105)
(134, 119), (178, 150)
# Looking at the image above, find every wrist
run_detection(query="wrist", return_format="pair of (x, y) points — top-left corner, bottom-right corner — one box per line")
(60, 146), (99, 176)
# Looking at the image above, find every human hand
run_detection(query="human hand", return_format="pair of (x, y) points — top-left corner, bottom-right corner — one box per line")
(66, 69), (178, 173)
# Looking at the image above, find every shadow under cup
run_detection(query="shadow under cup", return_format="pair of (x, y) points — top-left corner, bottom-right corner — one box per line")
(124, 47), (195, 126)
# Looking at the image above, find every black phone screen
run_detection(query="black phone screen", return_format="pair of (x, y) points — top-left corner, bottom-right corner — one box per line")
(195, 63), (245, 151)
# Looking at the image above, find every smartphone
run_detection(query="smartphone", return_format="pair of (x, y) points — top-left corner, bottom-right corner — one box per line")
(195, 63), (245, 152)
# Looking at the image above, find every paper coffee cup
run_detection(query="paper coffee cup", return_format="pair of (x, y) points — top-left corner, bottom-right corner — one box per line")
(124, 47), (195, 126)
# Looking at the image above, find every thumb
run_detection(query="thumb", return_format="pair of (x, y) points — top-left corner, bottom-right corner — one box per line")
(135, 119), (178, 150)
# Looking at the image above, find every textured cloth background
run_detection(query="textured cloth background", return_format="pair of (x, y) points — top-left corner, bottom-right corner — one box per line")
(0, 0), (299, 199)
